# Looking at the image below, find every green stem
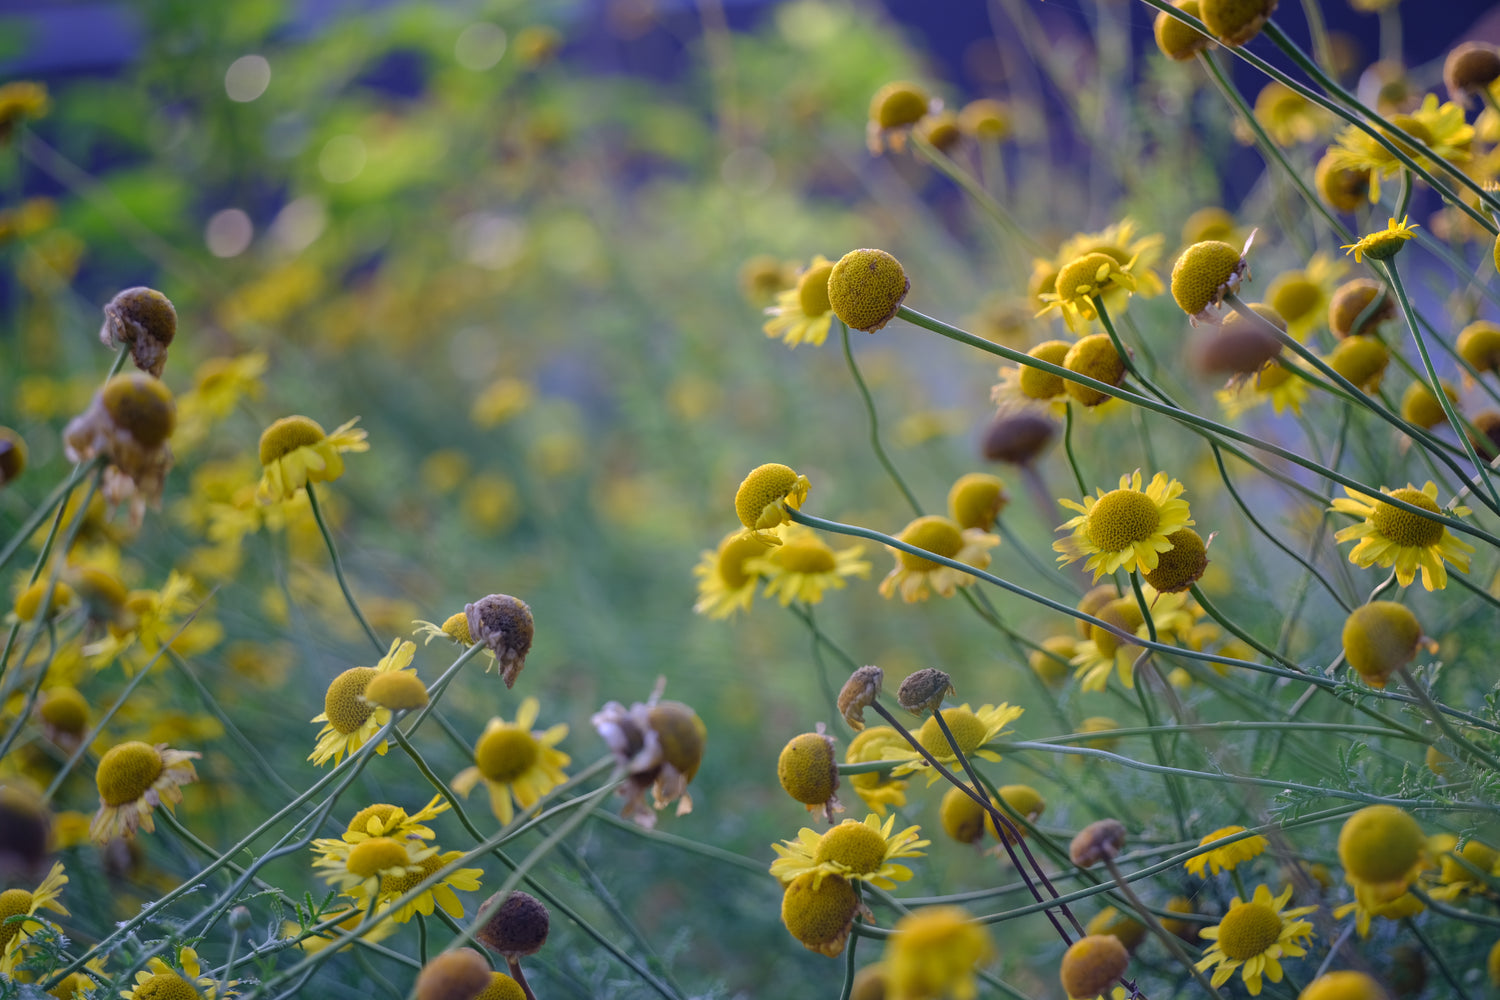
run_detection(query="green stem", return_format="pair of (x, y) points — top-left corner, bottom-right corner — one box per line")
(840, 320), (923, 517)
(908, 131), (1046, 256)
(1103, 856), (1224, 998)
(1062, 403), (1089, 496)
(305, 482), (384, 655)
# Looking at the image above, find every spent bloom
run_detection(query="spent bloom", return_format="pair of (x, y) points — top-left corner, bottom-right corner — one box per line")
(63, 373), (176, 525)
(98, 286), (176, 378)
(91, 740), (200, 842)
(454, 697), (571, 826)
(464, 593), (534, 687)
(592, 686), (706, 828)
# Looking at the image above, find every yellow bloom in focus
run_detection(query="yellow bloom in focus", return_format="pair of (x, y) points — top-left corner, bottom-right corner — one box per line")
(452, 697), (570, 826)
(879, 515), (998, 602)
(891, 703), (1024, 784)
(769, 814), (929, 890)
(1037, 252), (1139, 333)
(1215, 359), (1310, 418)
(311, 834), (434, 903)
(1196, 884), (1317, 995)
(748, 523), (870, 606)
(0, 862), (67, 976)
(1184, 826), (1269, 877)
(1342, 215), (1419, 263)
(1324, 94), (1474, 202)
(343, 795), (450, 844)
(1071, 589), (1195, 691)
(1054, 219), (1167, 298)
(1330, 481), (1474, 590)
(884, 905), (994, 1000)
(764, 256), (836, 348)
(120, 946), (233, 1000)
(309, 639), (419, 766)
(256, 415), (368, 503)
(692, 530), (774, 619)
(844, 726), (909, 816)
(1054, 471), (1194, 581)
(91, 741), (201, 842)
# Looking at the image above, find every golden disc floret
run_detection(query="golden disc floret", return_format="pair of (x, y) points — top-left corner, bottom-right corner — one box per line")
(1326, 335), (1388, 391)
(101, 374), (176, 448)
(895, 515), (964, 571)
(1369, 488), (1445, 548)
(1216, 899), (1283, 959)
(1201, 0), (1278, 46)
(1155, 1), (1213, 60)
(816, 819), (893, 874)
(647, 701), (707, 784)
(259, 415), (327, 465)
(827, 249), (910, 333)
(1060, 934), (1130, 999)
(1338, 805), (1425, 887)
(474, 972), (528, 1000)
(324, 666), (378, 734)
(1018, 340), (1072, 400)
(1341, 601), (1421, 688)
(782, 872), (860, 956)
(939, 786), (990, 844)
(1399, 381), (1457, 430)
(1315, 153), (1371, 213)
(96, 741), (164, 806)
(346, 836), (410, 878)
(1298, 970), (1390, 1000)
(914, 706), (990, 760)
(734, 463), (809, 531)
(869, 82), (931, 131)
(475, 724), (540, 783)
(124, 970), (199, 1000)
(362, 671), (429, 711)
(1142, 527), (1208, 593)
(797, 259), (836, 319)
(1458, 321), (1500, 373)
(1171, 240), (1246, 318)
(778, 730), (840, 807)
(1062, 334), (1125, 406)
(947, 473), (1008, 531)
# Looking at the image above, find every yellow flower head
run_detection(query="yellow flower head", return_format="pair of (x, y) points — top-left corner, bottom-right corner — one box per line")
(781, 872), (863, 956)
(1324, 94), (1474, 202)
(1338, 805), (1428, 906)
(693, 530), (775, 619)
(867, 81), (938, 155)
(344, 795), (449, 843)
(1054, 470), (1194, 580)
(891, 703), (1024, 784)
(1155, 1), (1214, 61)
(828, 248), (910, 333)
(1184, 825), (1269, 877)
(1196, 884), (1318, 994)
(121, 946), (233, 1000)
(1330, 481), (1474, 591)
(1055, 219), (1166, 298)
(764, 256), (836, 348)
(309, 639), (419, 766)
(747, 523), (870, 606)
(734, 462), (810, 535)
(1060, 934), (1130, 1000)
(1265, 252), (1348, 340)
(0, 862), (67, 976)
(1037, 252), (1139, 332)
(1342, 215), (1419, 263)
(1171, 236), (1253, 322)
(883, 905), (995, 1000)
(879, 514), (998, 602)
(1071, 588), (1195, 690)
(769, 813), (929, 890)
(992, 340), (1073, 414)
(91, 741), (201, 842)
(453, 697), (570, 826)
(256, 415), (368, 503)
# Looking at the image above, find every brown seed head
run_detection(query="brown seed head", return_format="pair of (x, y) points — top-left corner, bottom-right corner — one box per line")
(896, 668), (954, 715)
(1070, 818), (1128, 868)
(475, 891), (550, 959)
(837, 665), (884, 731)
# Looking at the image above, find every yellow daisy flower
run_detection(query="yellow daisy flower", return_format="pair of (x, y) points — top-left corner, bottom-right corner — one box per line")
(692, 530), (774, 619)
(1071, 589), (1196, 691)
(878, 514), (998, 602)
(452, 697), (570, 826)
(1214, 359), (1310, 418)
(747, 524), (870, 606)
(1054, 470), (1194, 580)
(990, 340), (1073, 415)
(256, 414), (368, 503)
(1264, 252), (1348, 340)
(884, 905), (995, 1000)
(1196, 884), (1317, 995)
(1324, 94), (1474, 202)
(1329, 481), (1474, 591)
(1341, 215), (1419, 263)
(769, 814), (928, 890)
(282, 907), (400, 953)
(1184, 826), (1270, 877)
(0, 862), (67, 976)
(309, 639), (418, 766)
(844, 726), (909, 816)
(120, 946), (233, 999)
(85, 571), (218, 674)
(342, 795), (449, 843)
(91, 741), (201, 842)
(311, 834), (435, 903)
(1037, 251), (1139, 333)
(890, 703), (1025, 784)
(1331, 889), (1424, 938)
(763, 256), (836, 348)
(1054, 218), (1167, 298)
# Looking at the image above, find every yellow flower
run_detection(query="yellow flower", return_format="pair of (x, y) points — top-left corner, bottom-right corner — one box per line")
(1037, 252), (1139, 332)
(85, 571), (219, 674)
(734, 462), (810, 536)
(1054, 470), (1194, 580)
(282, 907), (400, 953)
(1071, 589), (1196, 691)
(173, 352), (268, 450)
(883, 905), (994, 1000)
(1331, 889), (1424, 938)
(91, 741), (201, 842)
(1184, 826), (1270, 877)
(764, 256), (836, 348)
(1330, 481), (1474, 590)
(0, 862), (67, 976)
(309, 639), (419, 766)
(890, 703), (1025, 784)
(1324, 94), (1474, 202)
(770, 814), (928, 889)
(692, 531), (773, 619)
(311, 834), (435, 903)
(452, 697), (570, 826)
(120, 946), (232, 999)
(879, 515), (998, 602)
(844, 726), (909, 816)
(256, 415), (368, 503)
(1054, 219), (1167, 298)
(990, 340), (1073, 415)
(1196, 884), (1317, 995)
(748, 523), (870, 606)
(1214, 359), (1310, 417)
(342, 795), (450, 844)
(1341, 215), (1419, 263)
(1264, 253), (1347, 340)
